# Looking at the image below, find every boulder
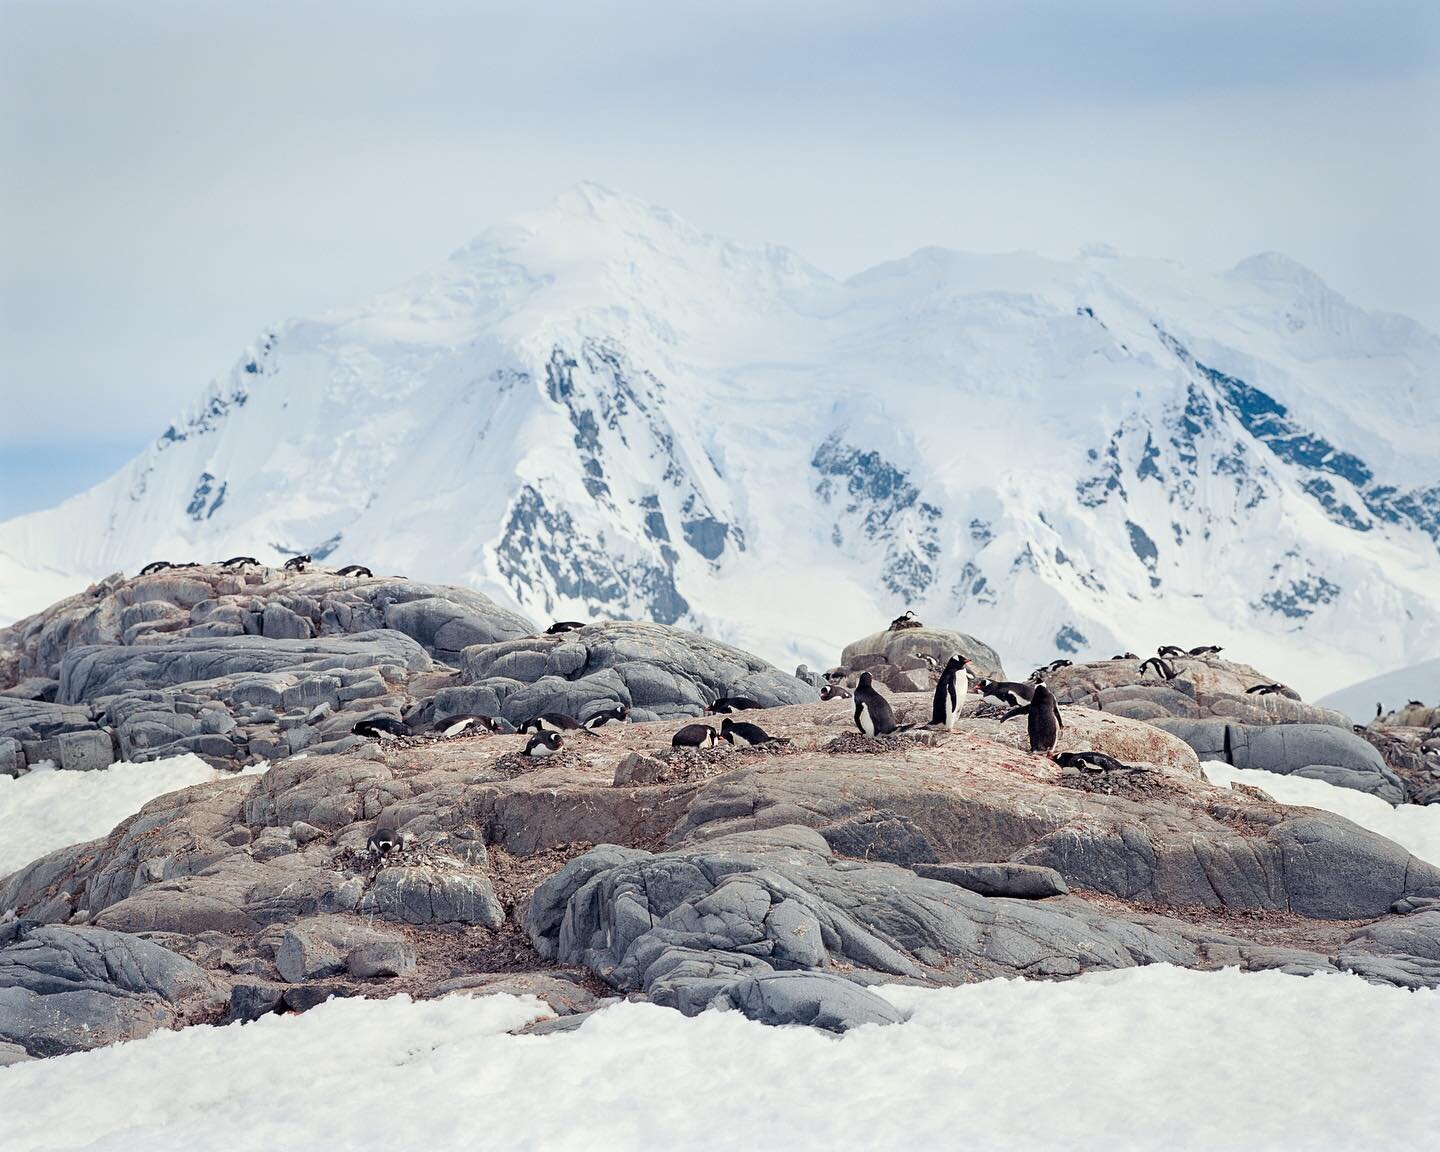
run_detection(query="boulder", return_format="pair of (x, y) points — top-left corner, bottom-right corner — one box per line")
(841, 627), (1004, 680)
(0, 922), (226, 1058)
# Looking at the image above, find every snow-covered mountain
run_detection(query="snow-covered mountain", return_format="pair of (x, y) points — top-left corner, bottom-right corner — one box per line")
(3, 184), (1438, 696)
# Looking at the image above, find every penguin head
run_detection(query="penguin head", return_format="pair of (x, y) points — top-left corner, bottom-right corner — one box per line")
(720, 718), (735, 737)
(858, 672), (874, 689)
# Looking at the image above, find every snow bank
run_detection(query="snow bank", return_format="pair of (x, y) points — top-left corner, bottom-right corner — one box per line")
(1205, 762), (1440, 867)
(0, 755), (266, 880)
(1, 966), (1436, 1151)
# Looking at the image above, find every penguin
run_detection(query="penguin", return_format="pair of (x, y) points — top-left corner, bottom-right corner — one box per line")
(1046, 659), (1073, 672)
(1139, 656), (1177, 680)
(930, 654), (972, 730)
(1188, 645), (1223, 656)
(671, 723), (718, 749)
(366, 823), (405, 855)
(915, 653), (940, 673)
(1110, 652), (1139, 660)
(139, 560), (173, 576)
(433, 714), (499, 738)
(1375, 702), (1383, 719)
(335, 564), (373, 577)
(853, 672), (904, 736)
(1407, 699), (1425, 709)
(545, 620), (587, 635)
(820, 684), (852, 701)
(283, 554), (311, 572)
(353, 717), (408, 741)
(518, 713), (583, 734)
(1056, 750), (1144, 774)
(1157, 645), (1186, 658)
(582, 704), (630, 729)
(523, 731), (564, 758)
(219, 555), (258, 570)
(975, 679), (1034, 708)
(888, 610), (923, 631)
(720, 718), (789, 747)
(823, 668), (848, 683)
(1001, 682), (1063, 755)
(1245, 684), (1287, 696)
(705, 697), (763, 714)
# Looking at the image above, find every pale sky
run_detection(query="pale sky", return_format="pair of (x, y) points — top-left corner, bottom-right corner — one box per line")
(1, 0), (1436, 517)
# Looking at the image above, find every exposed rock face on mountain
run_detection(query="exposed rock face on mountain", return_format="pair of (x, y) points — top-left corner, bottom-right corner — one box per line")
(0, 569), (815, 774)
(5, 690), (1440, 1057)
(3, 187), (1440, 697)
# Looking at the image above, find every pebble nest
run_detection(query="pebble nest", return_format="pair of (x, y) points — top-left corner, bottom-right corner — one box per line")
(822, 731), (928, 756)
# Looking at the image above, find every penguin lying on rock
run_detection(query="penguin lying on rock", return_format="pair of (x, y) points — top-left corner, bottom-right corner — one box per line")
(583, 704), (630, 729)
(1157, 645), (1187, 658)
(820, 684), (852, 701)
(335, 564), (373, 577)
(721, 718), (790, 747)
(219, 555), (258, 569)
(1245, 684), (1288, 696)
(706, 697), (763, 714)
(283, 554), (310, 572)
(1139, 656), (1177, 680)
(433, 714), (500, 738)
(975, 679), (1034, 708)
(671, 723), (719, 749)
(1056, 750), (1146, 774)
(353, 717), (408, 741)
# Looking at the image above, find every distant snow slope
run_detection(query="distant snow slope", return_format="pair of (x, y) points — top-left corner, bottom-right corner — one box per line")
(4, 185), (1439, 695)
(4, 972), (1437, 1151)
(1316, 657), (1440, 722)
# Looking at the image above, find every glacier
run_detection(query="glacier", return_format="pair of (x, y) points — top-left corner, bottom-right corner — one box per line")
(2, 183), (1437, 698)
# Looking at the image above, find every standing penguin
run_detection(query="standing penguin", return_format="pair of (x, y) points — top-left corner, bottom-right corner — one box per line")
(930, 654), (972, 730)
(854, 672), (904, 736)
(1001, 682), (1063, 755)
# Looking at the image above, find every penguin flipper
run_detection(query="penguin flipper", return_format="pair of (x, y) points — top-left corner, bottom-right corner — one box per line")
(1000, 705), (1030, 723)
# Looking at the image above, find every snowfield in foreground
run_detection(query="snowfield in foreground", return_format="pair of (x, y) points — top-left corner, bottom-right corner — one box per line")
(1203, 762), (1440, 867)
(2, 968), (1438, 1152)
(0, 756), (266, 880)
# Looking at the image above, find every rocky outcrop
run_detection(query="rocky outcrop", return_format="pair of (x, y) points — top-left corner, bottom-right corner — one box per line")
(1048, 656), (1351, 728)
(5, 692), (1440, 1054)
(839, 627), (1005, 683)
(1157, 719), (1408, 804)
(0, 572), (815, 773)
(443, 621), (818, 726)
(0, 921), (226, 1057)
(1357, 724), (1440, 805)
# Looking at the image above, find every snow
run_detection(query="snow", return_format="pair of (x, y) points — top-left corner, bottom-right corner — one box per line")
(1204, 762), (1440, 867)
(1, 184), (1438, 696)
(0, 756), (266, 882)
(2, 967), (1437, 1151)
(1316, 657), (1440, 723)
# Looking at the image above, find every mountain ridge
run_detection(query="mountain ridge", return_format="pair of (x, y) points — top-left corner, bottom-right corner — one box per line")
(2, 184), (1437, 696)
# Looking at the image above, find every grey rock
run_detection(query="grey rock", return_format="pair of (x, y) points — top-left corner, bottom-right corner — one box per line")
(911, 862), (1069, 899)
(841, 627), (1005, 680)
(345, 941), (416, 979)
(358, 865), (505, 928)
(0, 923), (225, 1057)
(714, 970), (905, 1031)
(276, 926), (344, 982)
(461, 621), (817, 725)
(228, 982), (286, 1022)
(614, 752), (668, 786)
(821, 811), (939, 866)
